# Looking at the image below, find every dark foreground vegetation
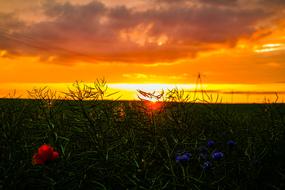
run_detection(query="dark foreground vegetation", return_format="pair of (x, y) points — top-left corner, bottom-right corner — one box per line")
(1, 83), (285, 189)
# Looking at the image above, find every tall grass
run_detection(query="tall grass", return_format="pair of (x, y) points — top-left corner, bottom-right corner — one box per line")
(0, 79), (285, 189)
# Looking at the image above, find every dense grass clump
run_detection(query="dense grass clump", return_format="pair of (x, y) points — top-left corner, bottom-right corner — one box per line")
(0, 82), (285, 189)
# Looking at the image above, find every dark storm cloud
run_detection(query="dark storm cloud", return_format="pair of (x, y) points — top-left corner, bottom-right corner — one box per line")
(146, 6), (265, 43)
(0, 0), (280, 64)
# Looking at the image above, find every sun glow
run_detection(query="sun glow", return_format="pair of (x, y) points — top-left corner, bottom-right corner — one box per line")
(144, 101), (164, 111)
(254, 43), (285, 53)
(110, 83), (197, 92)
(1, 82), (285, 103)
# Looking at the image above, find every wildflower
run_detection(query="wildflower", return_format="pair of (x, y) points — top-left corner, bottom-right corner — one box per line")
(32, 144), (59, 165)
(207, 140), (215, 148)
(32, 154), (45, 165)
(227, 140), (237, 148)
(176, 154), (190, 162)
(176, 152), (192, 163)
(202, 161), (212, 170)
(184, 152), (192, 158)
(51, 151), (59, 161)
(38, 144), (54, 161)
(211, 151), (224, 161)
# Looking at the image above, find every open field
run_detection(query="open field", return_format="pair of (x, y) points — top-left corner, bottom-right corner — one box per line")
(1, 96), (285, 189)
(2, 1), (285, 189)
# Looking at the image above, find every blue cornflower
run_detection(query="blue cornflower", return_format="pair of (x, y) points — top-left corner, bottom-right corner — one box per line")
(202, 161), (212, 170)
(211, 151), (224, 160)
(207, 140), (215, 147)
(227, 140), (237, 147)
(184, 152), (192, 158)
(176, 152), (192, 163)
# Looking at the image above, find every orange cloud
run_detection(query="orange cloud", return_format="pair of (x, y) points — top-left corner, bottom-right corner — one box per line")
(0, 0), (276, 65)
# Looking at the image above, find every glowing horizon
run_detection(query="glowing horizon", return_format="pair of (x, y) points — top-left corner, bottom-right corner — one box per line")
(1, 0), (285, 103)
(1, 82), (285, 103)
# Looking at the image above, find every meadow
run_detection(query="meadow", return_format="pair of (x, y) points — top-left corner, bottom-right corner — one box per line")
(1, 81), (285, 189)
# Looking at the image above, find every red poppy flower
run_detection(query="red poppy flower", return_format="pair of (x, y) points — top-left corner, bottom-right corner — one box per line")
(32, 153), (45, 165)
(51, 151), (59, 161)
(38, 144), (54, 161)
(32, 144), (59, 165)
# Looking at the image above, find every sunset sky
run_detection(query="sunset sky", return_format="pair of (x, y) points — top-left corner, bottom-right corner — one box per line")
(0, 0), (285, 102)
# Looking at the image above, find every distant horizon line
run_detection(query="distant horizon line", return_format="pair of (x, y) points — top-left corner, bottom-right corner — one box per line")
(1, 82), (285, 84)
(185, 90), (285, 95)
(1, 83), (285, 93)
